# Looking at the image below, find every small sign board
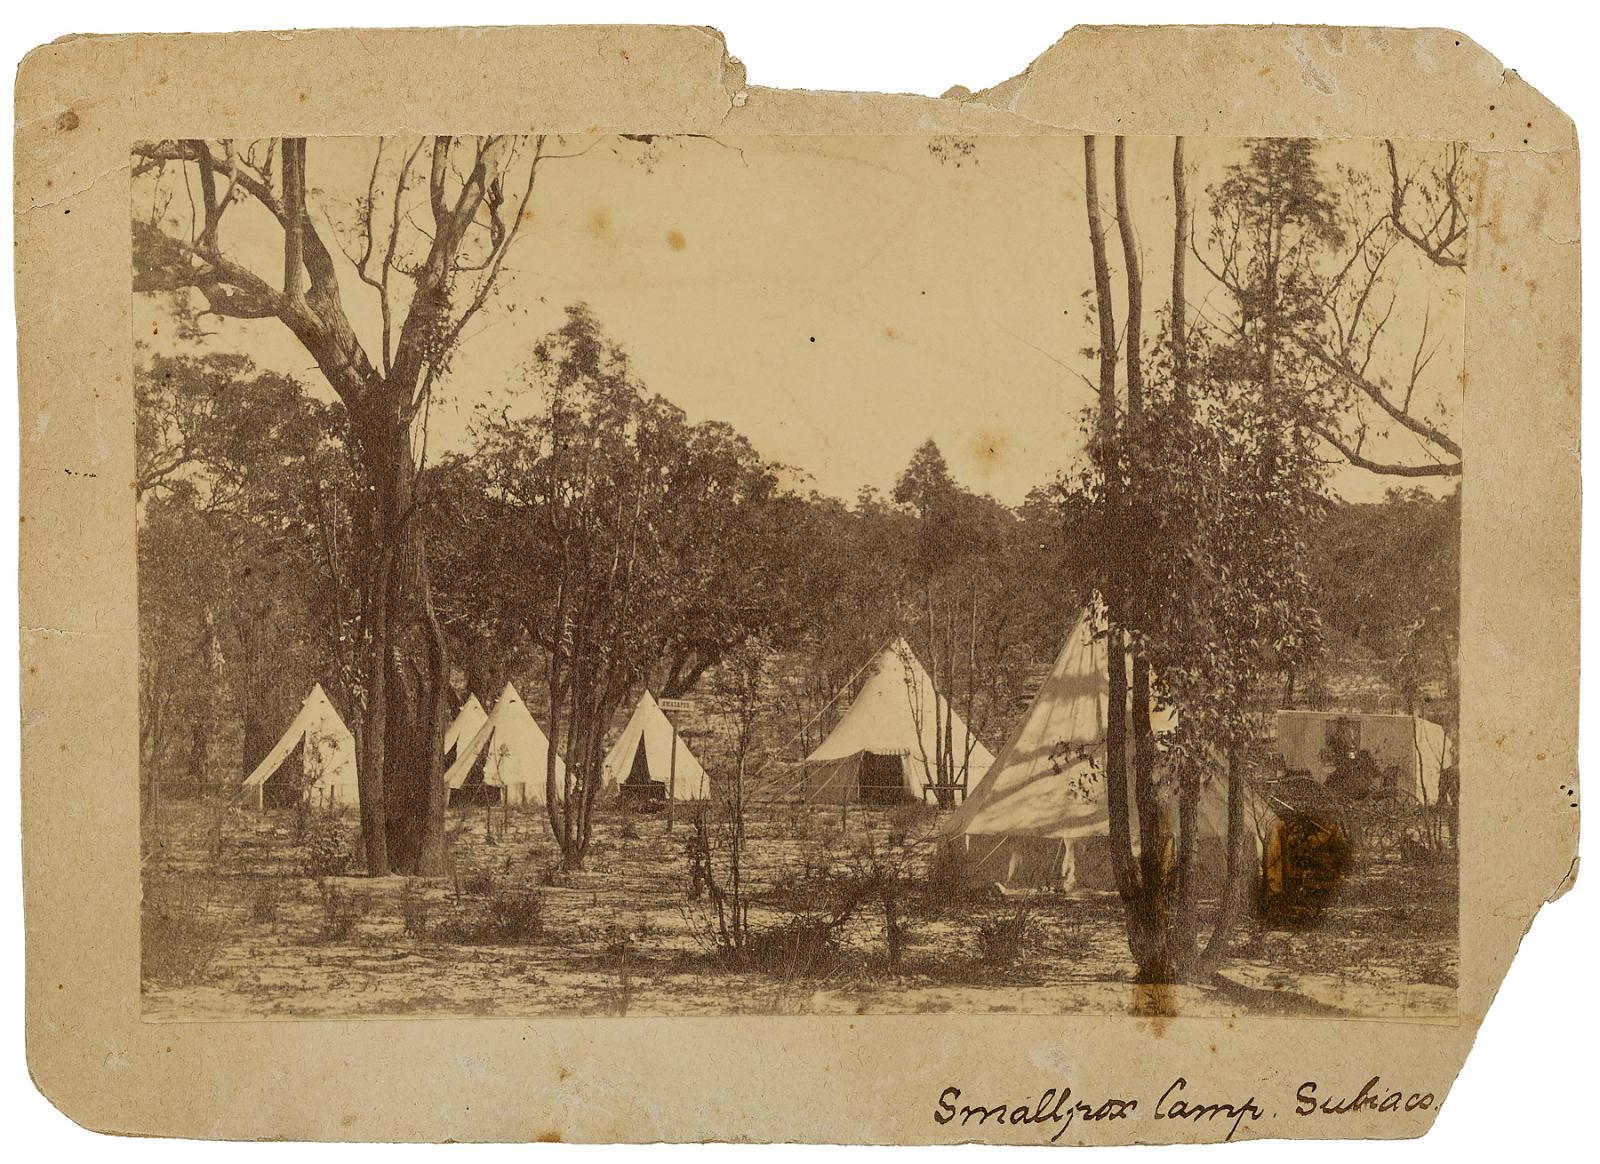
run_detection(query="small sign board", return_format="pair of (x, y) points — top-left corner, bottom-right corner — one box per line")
(658, 698), (695, 713)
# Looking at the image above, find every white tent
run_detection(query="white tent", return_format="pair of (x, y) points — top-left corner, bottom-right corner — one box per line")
(442, 682), (563, 805)
(800, 639), (995, 804)
(443, 694), (488, 765)
(241, 683), (359, 809)
(939, 611), (1235, 894)
(1274, 709), (1452, 804)
(602, 690), (710, 801)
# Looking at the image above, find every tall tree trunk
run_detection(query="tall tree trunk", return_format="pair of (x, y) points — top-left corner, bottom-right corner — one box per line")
(1169, 136), (1204, 975)
(236, 617), (271, 776)
(1115, 136), (1176, 984)
(359, 542), (393, 876)
(1083, 137), (1140, 930)
(357, 414), (449, 876)
(1202, 742), (1251, 965)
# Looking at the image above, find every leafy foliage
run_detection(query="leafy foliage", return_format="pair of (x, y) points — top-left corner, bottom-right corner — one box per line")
(137, 354), (361, 787)
(1308, 488), (1459, 719)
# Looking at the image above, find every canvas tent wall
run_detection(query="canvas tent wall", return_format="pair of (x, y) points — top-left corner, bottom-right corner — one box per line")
(442, 683), (563, 806)
(800, 639), (995, 804)
(1275, 710), (1451, 804)
(240, 683), (359, 809)
(443, 694), (488, 766)
(601, 690), (710, 800)
(938, 611), (1237, 894)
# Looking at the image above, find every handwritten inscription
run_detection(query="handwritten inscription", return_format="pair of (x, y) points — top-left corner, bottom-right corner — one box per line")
(1295, 1077), (1436, 1116)
(1156, 1078), (1264, 1141)
(934, 1085), (1137, 1143)
(934, 1076), (1435, 1143)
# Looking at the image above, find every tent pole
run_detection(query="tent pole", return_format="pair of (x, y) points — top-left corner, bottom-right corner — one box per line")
(667, 716), (678, 834)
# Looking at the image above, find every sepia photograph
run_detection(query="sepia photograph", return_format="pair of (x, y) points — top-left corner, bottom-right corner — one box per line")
(132, 131), (1464, 1023)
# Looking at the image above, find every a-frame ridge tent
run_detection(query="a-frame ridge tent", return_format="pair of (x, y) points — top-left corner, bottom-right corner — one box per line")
(939, 610), (1235, 894)
(443, 694), (488, 766)
(442, 682), (563, 805)
(801, 638), (995, 804)
(1274, 709), (1452, 804)
(602, 690), (710, 800)
(241, 683), (360, 809)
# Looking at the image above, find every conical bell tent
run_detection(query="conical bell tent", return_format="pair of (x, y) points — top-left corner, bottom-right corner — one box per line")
(939, 610), (1236, 894)
(240, 683), (359, 809)
(442, 683), (564, 806)
(800, 639), (995, 804)
(443, 694), (488, 767)
(602, 690), (710, 801)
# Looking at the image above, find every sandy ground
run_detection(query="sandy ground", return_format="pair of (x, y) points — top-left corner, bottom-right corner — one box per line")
(140, 797), (1457, 1022)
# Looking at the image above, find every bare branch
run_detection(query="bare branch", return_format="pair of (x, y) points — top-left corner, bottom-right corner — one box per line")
(1316, 424), (1462, 477)
(1297, 334), (1462, 461)
(1386, 140), (1468, 268)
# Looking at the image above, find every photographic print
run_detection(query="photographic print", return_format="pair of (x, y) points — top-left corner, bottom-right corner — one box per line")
(134, 132), (1463, 1022)
(18, 24), (1577, 1144)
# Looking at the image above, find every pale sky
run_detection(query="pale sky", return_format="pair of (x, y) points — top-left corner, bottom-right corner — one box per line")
(136, 134), (1463, 505)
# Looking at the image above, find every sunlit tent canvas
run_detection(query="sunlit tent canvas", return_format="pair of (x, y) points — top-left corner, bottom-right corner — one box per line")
(939, 611), (1233, 893)
(443, 694), (488, 766)
(241, 683), (359, 809)
(602, 690), (710, 800)
(801, 639), (996, 804)
(442, 683), (562, 805)
(1275, 710), (1452, 804)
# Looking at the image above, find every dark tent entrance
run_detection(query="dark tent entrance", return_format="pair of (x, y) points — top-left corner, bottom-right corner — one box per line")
(620, 738), (667, 808)
(260, 738), (308, 809)
(449, 753), (503, 807)
(858, 752), (913, 805)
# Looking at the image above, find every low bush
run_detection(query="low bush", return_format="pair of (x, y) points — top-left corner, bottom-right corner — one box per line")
(142, 878), (226, 986)
(601, 924), (636, 1015)
(432, 882), (545, 944)
(483, 884), (544, 941)
(975, 904), (1038, 969)
(923, 842), (988, 909)
(315, 881), (370, 942)
(397, 879), (431, 938)
(248, 879), (283, 925)
(743, 917), (844, 978)
(301, 808), (355, 879)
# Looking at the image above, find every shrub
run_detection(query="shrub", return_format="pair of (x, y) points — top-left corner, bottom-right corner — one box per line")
(248, 879), (283, 925)
(483, 884), (544, 941)
(397, 879), (431, 939)
(316, 882), (369, 942)
(630, 913), (658, 943)
(432, 882), (544, 944)
(975, 904), (1037, 969)
(301, 807), (355, 879)
(461, 867), (497, 897)
(142, 878), (225, 986)
(601, 924), (636, 1015)
(744, 917), (843, 979)
(837, 831), (916, 970)
(883, 802), (936, 848)
(1048, 908), (1094, 962)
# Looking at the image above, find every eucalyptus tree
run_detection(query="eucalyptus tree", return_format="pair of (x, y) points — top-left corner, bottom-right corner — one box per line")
(135, 135), (596, 874)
